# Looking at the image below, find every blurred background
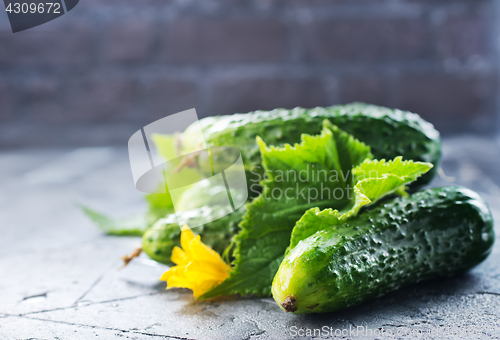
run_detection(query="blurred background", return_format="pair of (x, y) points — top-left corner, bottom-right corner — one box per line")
(0, 0), (498, 148)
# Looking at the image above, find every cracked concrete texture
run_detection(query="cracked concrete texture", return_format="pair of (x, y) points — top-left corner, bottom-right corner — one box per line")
(1, 137), (500, 339)
(0, 315), (176, 339)
(0, 237), (148, 315)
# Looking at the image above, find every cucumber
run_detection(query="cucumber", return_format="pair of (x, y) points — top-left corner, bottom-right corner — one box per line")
(142, 219), (181, 265)
(183, 103), (441, 189)
(272, 186), (494, 314)
(143, 206), (244, 265)
(142, 179), (247, 265)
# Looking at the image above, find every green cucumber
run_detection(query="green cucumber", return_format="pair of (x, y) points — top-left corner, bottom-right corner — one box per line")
(142, 219), (181, 265)
(142, 179), (247, 265)
(183, 103), (441, 189)
(142, 206), (244, 265)
(272, 186), (494, 314)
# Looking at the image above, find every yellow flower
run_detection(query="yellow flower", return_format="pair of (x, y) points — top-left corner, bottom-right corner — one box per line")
(160, 225), (231, 298)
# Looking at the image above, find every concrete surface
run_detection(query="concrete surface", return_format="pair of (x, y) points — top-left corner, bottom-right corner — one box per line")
(1, 136), (500, 340)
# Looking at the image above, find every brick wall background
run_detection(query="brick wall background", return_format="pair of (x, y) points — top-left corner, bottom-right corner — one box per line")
(0, 0), (498, 147)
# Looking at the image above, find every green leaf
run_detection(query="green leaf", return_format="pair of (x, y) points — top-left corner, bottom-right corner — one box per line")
(200, 121), (372, 298)
(350, 156), (433, 213)
(145, 192), (175, 225)
(81, 192), (174, 237)
(287, 207), (346, 250)
(151, 133), (177, 161)
(80, 206), (149, 236)
(288, 157), (433, 248)
(145, 133), (203, 227)
(353, 156), (434, 184)
(322, 119), (373, 177)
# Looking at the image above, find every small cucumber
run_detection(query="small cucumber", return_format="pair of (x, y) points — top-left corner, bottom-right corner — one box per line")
(142, 171), (248, 265)
(272, 186), (494, 314)
(142, 219), (180, 265)
(142, 206), (244, 265)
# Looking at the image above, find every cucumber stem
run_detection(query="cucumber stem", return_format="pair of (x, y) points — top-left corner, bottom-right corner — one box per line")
(120, 247), (142, 268)
(281, 295), (297, 313)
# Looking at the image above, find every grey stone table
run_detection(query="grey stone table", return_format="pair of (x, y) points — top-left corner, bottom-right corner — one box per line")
(1, 136), (500, 340)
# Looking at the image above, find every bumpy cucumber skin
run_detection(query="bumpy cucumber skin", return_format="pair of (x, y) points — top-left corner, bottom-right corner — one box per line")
(142, 221), (180, 265)
(272, 186), (494, 314)
(197, 103), (441, 189)
(142, 208), (244, 265)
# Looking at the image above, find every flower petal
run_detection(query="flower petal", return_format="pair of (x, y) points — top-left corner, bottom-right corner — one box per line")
(180, 225), (197, 256)
(170, 246), (189, 266)
(160, 225), (232, 299)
